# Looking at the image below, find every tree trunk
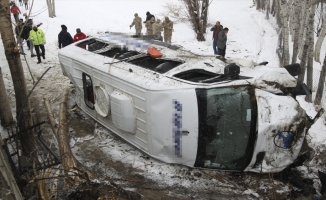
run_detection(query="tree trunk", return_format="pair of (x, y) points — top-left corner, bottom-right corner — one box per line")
(314, 18), (326, 63)
(291, 0), (302, 63)
(57, 89), (80, 184)
(266, 0), (270, 19)
(304, 3), (316, 102)
(275, 0), (282, 27)
(298, 0), (310, 60)
(52, 0), (56, 17)
(279, 0), (290, 66)
(56, 89), (93, 185)
(46, 0), (53, 18)
(183, 0), (207, 41)
(46, 0), (56, 18)
(0, 0), (32, 132)
(0, 67), (13, 126)
(297, 44), (309, 84)
(201, 0), (208, 34)
(256, 0), (261, 10)
(271, 0), (276, 16)
(261, 0), (266, 10)
(314, 54), (326, 105)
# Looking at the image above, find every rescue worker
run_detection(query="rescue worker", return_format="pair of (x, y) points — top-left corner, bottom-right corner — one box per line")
(29, 25), (46, 64)
(162, 16), (173, 44)
(152, 18), (163, 41)
(26, 19), (42, 57)
(145, 17), (155, 35)
(130, 13), (142, 35)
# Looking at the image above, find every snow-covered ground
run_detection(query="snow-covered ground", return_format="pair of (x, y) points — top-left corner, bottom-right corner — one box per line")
(1, 0), (326, 199)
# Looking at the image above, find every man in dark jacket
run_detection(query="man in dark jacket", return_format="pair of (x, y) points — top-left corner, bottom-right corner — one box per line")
(217, 27), (229, 59)
(210, 21), (223, 55)
(143, 11), (155, 23)
(15, 19), (26, 55)
(58, 25), (73, 49)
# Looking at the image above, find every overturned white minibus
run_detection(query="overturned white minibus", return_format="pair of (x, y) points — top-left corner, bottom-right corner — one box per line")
(59, 33), (312, 173)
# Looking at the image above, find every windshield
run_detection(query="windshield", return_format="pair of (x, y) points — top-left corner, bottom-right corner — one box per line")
(194, 86), (257, 170)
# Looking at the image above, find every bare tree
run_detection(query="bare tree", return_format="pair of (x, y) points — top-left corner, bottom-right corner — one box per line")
(0, 67), (13, 126)
(266, 0), (271, 19)
(271, 0), (276, 16)
(46, 0), (56, 18)
(314, 17), (326, 63)
(291, 0), (302, 63)
(0, 0), (32, 131)
(305, 3), (316, 102)
(279, 0), (290, 66)
(183, 0), (209, 41)
(297, 0), (310, 60)
(314, 54), (326, 105)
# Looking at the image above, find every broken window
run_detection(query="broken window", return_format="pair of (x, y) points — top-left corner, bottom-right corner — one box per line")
(82, 73), (95, 109)
(174, 69), (251, 83)
(194, 86), (257, 170)
(127, 56), (183, 73)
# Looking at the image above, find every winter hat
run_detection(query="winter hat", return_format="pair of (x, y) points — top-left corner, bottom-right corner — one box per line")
(146, 11), (150, 15)
(76, 28), (81, 33)
(61, 25), (67, 30)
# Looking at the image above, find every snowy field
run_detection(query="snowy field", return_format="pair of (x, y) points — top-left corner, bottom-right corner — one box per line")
(1, 0), (326, 199)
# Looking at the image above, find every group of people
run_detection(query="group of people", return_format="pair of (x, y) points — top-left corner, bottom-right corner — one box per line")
(14, 18), (44, 62)
(130, 11), (173, 44)
(130, 13), (228, 57)
(210, 21), (229, 59)
(10, 1), (28, 22)
(14, 18), (86, 64)
(13, 5), (227, 63)
(58, 25), (87, 49)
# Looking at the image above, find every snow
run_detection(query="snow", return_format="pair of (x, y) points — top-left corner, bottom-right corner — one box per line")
(1, 0), (326, 198)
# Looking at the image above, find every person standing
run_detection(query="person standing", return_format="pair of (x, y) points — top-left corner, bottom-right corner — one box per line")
(217, 27), (229, 60)
(145, 17), (155, 35)
(73, 28), (87, 49)
(152, 18), (163, 41)
(130, 13), (142, 35)
(29, 25), (46, 64)
(143, 11), (155, 24)
(24, 0), (28, 9)
(15, 19), (26, 55)
(10, 3), (21, 23)
(162, 17), (173, 44)
(210, 21), (223, 55)
(58, 25), (73, 49)
(26, 19), (42, 57)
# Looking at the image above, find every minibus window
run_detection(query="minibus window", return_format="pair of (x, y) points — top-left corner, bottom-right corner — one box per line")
(82, 73), (95, 109)
(195, 86), (257, 170)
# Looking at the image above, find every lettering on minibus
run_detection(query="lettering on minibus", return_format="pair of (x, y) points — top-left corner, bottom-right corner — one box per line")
(173, 100), (182, 157)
